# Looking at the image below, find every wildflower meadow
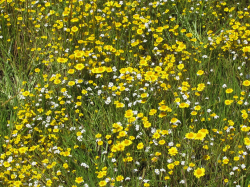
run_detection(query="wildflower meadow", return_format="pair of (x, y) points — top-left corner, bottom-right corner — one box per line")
(0, 0), (250, 186)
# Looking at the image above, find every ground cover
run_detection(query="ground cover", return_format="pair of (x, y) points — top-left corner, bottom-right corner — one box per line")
(0, 0), (250, 186)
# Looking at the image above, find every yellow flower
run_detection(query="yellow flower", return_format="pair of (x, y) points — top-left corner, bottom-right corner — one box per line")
(242, 113), (248, 119)
(179, 103), (187, 108)
(170, 118), (178, 123)
(35, 68), (40, 73)
(152, 132), (161, 139)
(105, 135), (111, 139)
(185, 132), (196, 139)
(159, 140), (165, 145)
(167, 163), (175, 169)
(189, 163), (195, 167)
(137, 29), (143, 35)
(122, 139), (132, 146)
(45, 2), (50, 7)
(225, 88), (233, 93)
(22, 91), (30, 96)
(63, 163), (68, 169)
(71, 26), (78, 32)
(234, 156), (240, 161)
(156, 37), (163, 43)
(68, 69), (75, 74)
(197, 70), (204, 75)
(223, 158), (229, 164)
(13, 181), (22, 186)
(96, 133), (102, 138)
(98, 141), (103, 146)
(181, 29), (186, 33)
(54, 79), (61, 84)
(191, 111), (197, 115)
(57, 57), (68, 63)
(242, 46), (250, 53)
(194, 132), (206, 140)
(74, 51), (84, 58)
(124, 110), (133, 118)
(143, 121), (151, 128)
(225, 100), (233, 105)
(194, 105), (201, 111)
(199, 129), (209, 135)
(68, 81), (75, 86)
(177, 64), (184, 70)
(194, 168), (205, 178)
(116, 175), (124, 181)
(149, 109), (157, 115)
(203, 155), (210, 160)
(99, 180), (107, 186)
(75, 63), (85, 70)
(168, 147), (178, 156)
(244, 137), (250, 146)
(75, 177), (84, 184)
(16, 125), (23, 131)
(243, 80), (250, 86)
(141, 93), (148, 98)
(137, 142), (144, 150)
(164, 176), (170, 180)
(19, 147), (28, 154)
(46, 180), (53, 186)
(3, 161), (11, 168)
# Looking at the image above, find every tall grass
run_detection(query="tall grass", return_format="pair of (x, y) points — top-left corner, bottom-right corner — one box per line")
(0, 0), (250, 186)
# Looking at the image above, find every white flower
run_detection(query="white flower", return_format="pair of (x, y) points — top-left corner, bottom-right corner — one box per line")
(222, 84), (227, 88)
(155, 169), (160, 175)
(135, 125), (140, 131)
(214, 115), (219, 119)
(31, 162), (37, 166)
(81, 163), (89, 168)
(160, 168), (166, 172)
(167, 159), (173, 163)
(179, 180), (185, 184)
(168, 142), (174, 146)
(232, 166), (238, 171)
(187, 167), (192, 172)
(143, 179), (150, 183)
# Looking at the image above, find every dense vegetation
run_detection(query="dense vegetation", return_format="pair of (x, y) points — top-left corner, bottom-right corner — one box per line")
(0, 0), (250, 186)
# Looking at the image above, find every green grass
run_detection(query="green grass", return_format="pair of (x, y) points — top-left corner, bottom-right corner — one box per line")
(0, 0), (250, 187)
